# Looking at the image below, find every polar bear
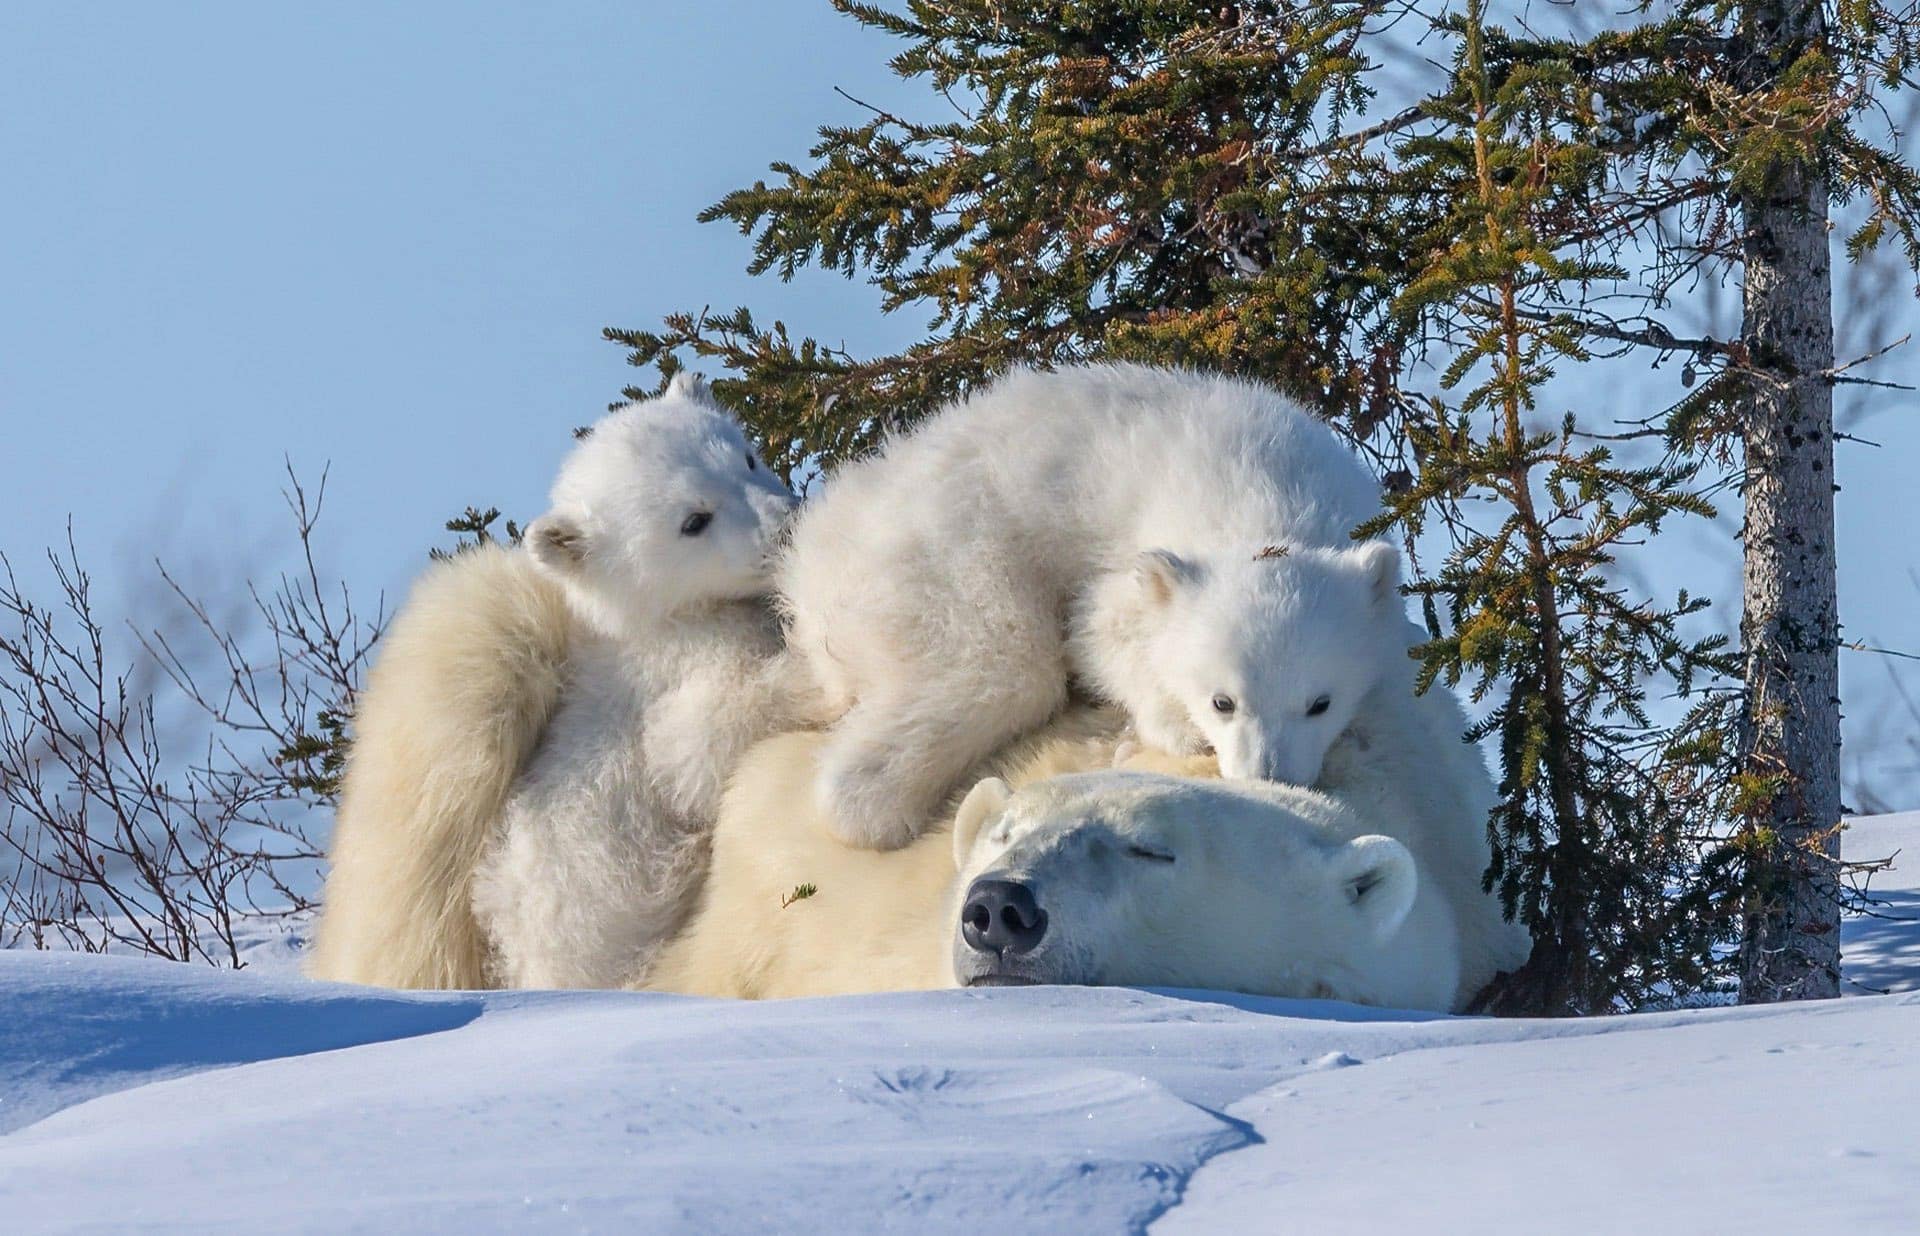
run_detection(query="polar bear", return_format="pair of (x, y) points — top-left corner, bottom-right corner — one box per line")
(643, 726), (1461, 1013)
(778, 362), (1404, 848)
(308, 375), (799, 989)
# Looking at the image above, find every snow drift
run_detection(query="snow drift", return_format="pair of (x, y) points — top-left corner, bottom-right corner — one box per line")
(0, 813), (1913, 1232)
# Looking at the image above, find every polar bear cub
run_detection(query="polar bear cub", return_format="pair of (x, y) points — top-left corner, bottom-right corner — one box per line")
(643, 728), (1461, 1012)
(779, 362), (1402, 848)
(308, 374), (798, 990)
(470, 378), (799, 988)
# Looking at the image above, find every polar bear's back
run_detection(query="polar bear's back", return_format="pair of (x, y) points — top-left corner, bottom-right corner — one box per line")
(777, 365), (1384, 721)
(1036, 364), (1380, 553)
(644, 731), (960, 999)
(789, 364), (1378, 579)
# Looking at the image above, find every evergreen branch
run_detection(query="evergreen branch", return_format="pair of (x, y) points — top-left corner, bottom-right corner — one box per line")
(1822, 333), (1912, 384)
(1272, 104), (1432, 163)
(1829, 375), (1916, 390)
(831, 86), (941, 141)
(1473, 296), (1736, 358)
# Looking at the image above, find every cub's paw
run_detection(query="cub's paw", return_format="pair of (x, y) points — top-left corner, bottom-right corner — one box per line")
(814, 739), (926, 851)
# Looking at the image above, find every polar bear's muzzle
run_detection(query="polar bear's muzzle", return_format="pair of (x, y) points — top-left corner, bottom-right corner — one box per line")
(955, 876), (1050, 987)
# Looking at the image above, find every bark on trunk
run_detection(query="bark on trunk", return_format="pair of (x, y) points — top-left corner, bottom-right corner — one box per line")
(1735, 0), (1843, 1003)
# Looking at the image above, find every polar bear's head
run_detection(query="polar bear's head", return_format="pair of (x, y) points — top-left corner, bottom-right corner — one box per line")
(945, 771), (1431, 1001)
(1074, 541), (1405, 788)
(524, 374), (798, 633)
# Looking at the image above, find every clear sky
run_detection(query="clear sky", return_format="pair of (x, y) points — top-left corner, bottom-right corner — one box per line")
(0, 3), (919, 592)
(2, 3), (1915, 803)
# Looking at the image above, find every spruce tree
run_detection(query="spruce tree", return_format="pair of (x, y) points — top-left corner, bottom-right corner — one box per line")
(612, 1), (1920, 1012)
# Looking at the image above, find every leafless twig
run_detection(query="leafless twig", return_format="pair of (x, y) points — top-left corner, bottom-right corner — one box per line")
(0, 466), (382, 965)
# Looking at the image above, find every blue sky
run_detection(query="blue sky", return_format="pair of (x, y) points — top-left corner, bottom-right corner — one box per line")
(1, 3), (918, 591)
(2, 3), (1915, 803)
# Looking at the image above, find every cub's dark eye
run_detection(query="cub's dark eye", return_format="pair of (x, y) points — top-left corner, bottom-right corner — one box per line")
(680, 512), (713, 537)
(1211, 694), (1236, 716)
(745, 453), (758, 472)
(1127, 844), (1176, 864)
(1306, 695), (1332, 717)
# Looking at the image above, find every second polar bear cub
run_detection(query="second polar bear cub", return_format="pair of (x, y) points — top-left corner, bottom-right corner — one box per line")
(780, 362), (1402, 847)
(470, 373), (800, 988)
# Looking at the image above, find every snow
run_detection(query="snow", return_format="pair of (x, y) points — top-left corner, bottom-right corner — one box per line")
(1165, 992), (1919, 1233)
(0, 813), (1914, 1233)
(1841, 812), (1918, 996)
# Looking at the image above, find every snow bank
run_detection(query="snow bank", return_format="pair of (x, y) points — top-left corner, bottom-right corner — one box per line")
(1165, 989), (1920, 1232)
(0, 953), (483, 1137)
(0, 814), (1912, 1232)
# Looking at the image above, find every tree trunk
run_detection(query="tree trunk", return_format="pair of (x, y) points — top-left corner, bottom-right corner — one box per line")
(1735, 0), (1843, 1003)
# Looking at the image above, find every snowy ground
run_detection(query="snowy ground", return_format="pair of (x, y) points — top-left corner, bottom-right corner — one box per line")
(1, 814), (1913, 1233)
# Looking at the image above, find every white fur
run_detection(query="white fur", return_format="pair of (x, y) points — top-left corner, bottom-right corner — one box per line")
(1069, 641), (1528, 1006)
(1074, 538), (1405, 785)
(778, 362), (1398, 848)
(305, 542), (571, 989)
(949, 772), (1458, 1011)
(643, 721), (1461, 1013)
(310, 375), (799, 989)
(1309, 627), (1534, 1005)
(641, 712), (1133, 999)
(522, 372), (799, 634)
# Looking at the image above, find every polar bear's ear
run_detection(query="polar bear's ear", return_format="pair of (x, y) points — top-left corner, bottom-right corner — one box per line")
(1329, 835), (1418, 944)
(1134, 549), (1197, 607)
(526, 514), (587, 574)
(667, 370), (714, 403)
(1352, 541), (1402, 608)
(952, 777), (1012, 867)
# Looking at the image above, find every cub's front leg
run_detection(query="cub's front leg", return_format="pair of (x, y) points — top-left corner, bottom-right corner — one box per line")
(643, 653), (795, 822)
(815, 654), (1069, 850)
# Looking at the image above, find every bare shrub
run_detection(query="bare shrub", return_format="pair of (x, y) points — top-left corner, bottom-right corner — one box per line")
(0, 465), (381, 965)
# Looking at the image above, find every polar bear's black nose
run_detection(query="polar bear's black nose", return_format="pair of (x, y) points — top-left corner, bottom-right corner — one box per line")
(960, 879), (1048, 955)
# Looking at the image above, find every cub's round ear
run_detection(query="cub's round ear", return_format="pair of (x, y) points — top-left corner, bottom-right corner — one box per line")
(952, 777), (1012, 868)
(667, 370), (714, 403)
(526, 514), (587, 574)
(1134, 548), (1197, 607)
(1352, 540), (1402, 608)
(1331, 834), (1418, 944)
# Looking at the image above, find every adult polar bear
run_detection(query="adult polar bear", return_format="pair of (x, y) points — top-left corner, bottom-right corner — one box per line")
(781, 362), (1405, 850)
(308, 375), (799, 990)
(644, 721), (1463, 1013)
